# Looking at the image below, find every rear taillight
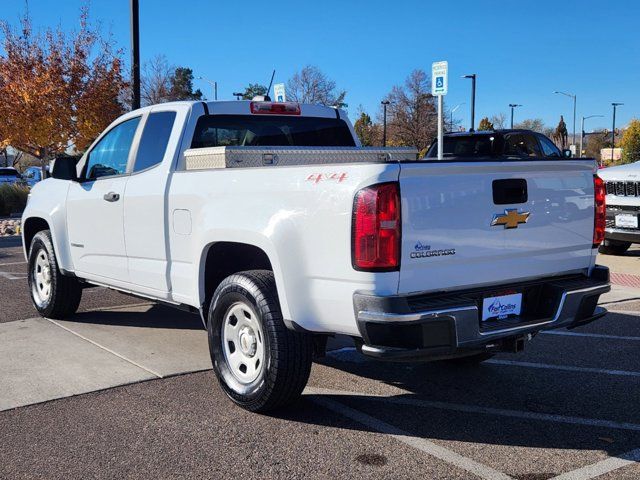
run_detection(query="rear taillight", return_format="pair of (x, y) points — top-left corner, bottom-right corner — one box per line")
(250, 102), (301, 115)
(352, 182), (401, 271)
(593, 175), (606, 247)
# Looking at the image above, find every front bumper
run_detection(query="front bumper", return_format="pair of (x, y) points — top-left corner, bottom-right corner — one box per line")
(606, 205), (640, 244)
(354, 266), (611, 360)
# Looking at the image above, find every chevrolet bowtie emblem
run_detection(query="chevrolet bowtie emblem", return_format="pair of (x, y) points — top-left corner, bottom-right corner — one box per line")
(491, 209), (530, 229)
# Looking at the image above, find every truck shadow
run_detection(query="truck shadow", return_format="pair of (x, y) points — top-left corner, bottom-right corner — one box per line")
(68, 303), (204, 330)
(279, 322), (640, 457)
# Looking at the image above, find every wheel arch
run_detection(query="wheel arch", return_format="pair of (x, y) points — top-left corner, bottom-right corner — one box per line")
(198, 240), (290, 324)
(22, 216), (50, 255)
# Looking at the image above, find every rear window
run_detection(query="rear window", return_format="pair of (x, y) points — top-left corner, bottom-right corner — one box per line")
(0, 168), (19, 177)
(426, 135), (503, 158)
(191, 115), (356, 148)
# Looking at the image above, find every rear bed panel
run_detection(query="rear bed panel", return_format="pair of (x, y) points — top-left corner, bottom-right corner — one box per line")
(398, 160), (597, 295)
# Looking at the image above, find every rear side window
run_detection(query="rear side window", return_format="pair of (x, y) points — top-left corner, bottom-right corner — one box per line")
(426, 135), (502, 158)
(538, 134), (561, 158)
(134, 111), (177, 172)
(191, 115), (356, 148)
(504, 133), (542, 157)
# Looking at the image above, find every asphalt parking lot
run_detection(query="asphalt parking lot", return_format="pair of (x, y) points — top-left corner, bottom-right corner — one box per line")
(2, 237), (640, 479)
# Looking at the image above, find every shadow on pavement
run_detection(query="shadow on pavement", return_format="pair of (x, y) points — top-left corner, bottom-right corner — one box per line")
(285, 345), (640, 457)
(67, 303), (204, 330)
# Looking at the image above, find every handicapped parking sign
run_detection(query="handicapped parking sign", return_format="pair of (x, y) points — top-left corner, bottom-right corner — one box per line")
(431, 61), (448, 96)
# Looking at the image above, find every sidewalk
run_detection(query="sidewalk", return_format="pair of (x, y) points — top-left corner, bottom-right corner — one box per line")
(0, 303), (211, 411)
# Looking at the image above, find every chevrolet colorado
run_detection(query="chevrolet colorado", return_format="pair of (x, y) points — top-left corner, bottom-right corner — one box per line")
(23, 100), (610, 412)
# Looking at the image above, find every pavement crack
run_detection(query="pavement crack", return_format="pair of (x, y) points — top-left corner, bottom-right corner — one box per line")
(45, 318), (164, 379)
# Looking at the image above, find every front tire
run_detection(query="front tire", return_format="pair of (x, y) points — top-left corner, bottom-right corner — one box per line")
(207, 270), (313, 412)
(598, 239), (631, 255)
(28, 230), (82, 319)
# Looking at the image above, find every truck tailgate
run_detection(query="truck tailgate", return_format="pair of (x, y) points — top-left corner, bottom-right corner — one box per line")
(398, 160), (597, 295)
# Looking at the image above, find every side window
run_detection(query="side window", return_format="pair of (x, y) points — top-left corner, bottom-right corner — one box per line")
(504, 134), (542, 157)
(134, 111), (177, 172)
(538, 135), (561, 158)
(85, 117), (140, 180)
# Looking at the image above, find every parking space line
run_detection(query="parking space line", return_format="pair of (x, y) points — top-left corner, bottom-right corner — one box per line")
(550, 447), (640, 480)
(0, 261), (26, 266)
(308, 387), (640, 432)
(45, 318), (163, 379)
(309, 392), (512, 480)
(486, 359), (640, 379)
(0, 271), (27, 280)
(542, 330), (640, 342)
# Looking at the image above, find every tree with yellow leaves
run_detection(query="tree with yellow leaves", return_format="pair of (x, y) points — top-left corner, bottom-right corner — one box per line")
(620, 119), (640, 164)
(0, 7), (127, 162)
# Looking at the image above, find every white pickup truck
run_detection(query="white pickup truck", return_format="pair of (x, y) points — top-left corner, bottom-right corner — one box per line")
(23, 100), (610, 412)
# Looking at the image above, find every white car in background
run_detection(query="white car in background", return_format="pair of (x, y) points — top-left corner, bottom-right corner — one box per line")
(599, 161), (640, 254)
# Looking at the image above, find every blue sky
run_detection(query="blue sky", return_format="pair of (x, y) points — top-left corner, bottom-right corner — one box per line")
(3, 0), (638, 133)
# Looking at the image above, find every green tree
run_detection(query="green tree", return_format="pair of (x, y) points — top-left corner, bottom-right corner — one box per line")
(478, 117), (494, 131)
(620, 119), (640, 164)
(241, 83), (268, 100)
(169, 67), (202, 101)
(354, 110), (381, 146)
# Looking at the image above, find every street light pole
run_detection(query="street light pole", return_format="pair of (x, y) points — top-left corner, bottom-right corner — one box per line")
(381, 100), (390, 147)
(462, 74), (476, 131)
(198, 77), (218, 101)
(232, 92), (243, 100)
(509, 104), (522, 128)
(580, 114), (604, 158)
(611, 102), (624, 164)
(130, 0), (140, 110)
(553, 91), (577, 146)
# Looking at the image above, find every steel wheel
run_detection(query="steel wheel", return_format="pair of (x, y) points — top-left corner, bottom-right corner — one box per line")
(32, 248), (52, 307)
(222, 302), (265, 384)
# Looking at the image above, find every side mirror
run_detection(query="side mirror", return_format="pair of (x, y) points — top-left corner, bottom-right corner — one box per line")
(562, 149), (572, 158)
(50, 156), (80, 181)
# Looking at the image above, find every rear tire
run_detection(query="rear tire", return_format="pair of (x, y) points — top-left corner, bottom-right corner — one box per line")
(444, 352), (495, 366)
(28, 230), (82, 319)
(598, 239), (631, 255)
(207, 270), (313, 412)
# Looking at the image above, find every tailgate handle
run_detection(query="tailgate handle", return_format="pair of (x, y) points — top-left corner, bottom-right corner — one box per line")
(493, 179), (527, 205)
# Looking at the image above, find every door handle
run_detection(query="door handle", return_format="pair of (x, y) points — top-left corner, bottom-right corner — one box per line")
(103, 192), (120, 202)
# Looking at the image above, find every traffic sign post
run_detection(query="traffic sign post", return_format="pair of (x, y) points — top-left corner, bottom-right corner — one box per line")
(432, 61), (448, 160)
(273, 83), (286, 102)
